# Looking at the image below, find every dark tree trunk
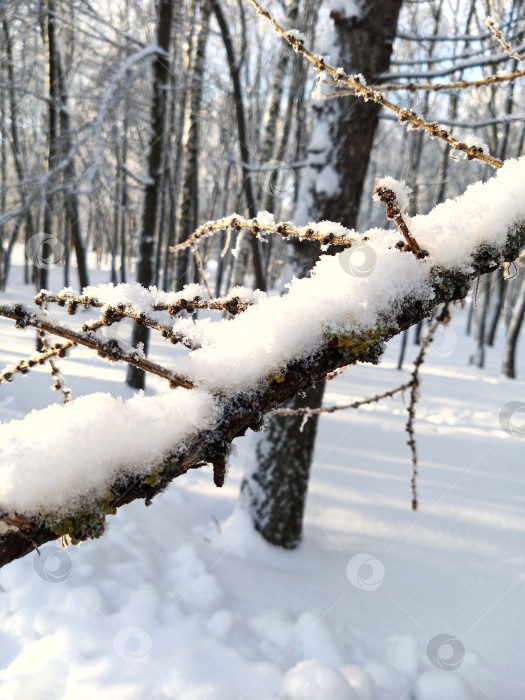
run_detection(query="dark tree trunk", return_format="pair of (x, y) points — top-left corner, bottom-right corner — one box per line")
(39, 0), (60, 295)
(175, 0), (211, 290)
(56, 38), (89, 291)
(501, 268), (525, 379)
(242, 0), (404, 549)
(397, 330), (409, 370)
(470, 274), (491, 368)
(127, 0), (173, 390)
(486, 267), (506, 346)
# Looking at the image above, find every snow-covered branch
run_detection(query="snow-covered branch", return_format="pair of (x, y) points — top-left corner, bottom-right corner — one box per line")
(170, 213), (358, 253)
(0, 160), (524, 568)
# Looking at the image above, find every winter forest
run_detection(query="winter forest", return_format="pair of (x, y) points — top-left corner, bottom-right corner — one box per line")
(0, 0), (524, 697)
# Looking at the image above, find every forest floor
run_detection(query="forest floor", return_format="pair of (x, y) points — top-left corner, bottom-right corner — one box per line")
(0, 252), (524, 700)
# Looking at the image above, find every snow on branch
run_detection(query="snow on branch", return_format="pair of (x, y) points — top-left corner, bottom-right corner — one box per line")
(170, 213), (358, 253)
(0, 161), (525, 568)
(247, 0), (504, 169)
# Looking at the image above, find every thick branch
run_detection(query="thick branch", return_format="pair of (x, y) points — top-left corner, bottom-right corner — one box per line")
(1, 222), (523, 569)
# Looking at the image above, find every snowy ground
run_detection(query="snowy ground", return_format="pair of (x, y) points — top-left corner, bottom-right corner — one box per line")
(0, 254), (524, 700)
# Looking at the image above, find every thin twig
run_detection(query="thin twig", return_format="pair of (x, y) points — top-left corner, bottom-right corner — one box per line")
(271, 380), (414, 416)
(407, 303), (451, 511)
(38, 331), (72, 404)
(247, 0), (504, 169)
(0, 340), (75, 385)
(34, 289), (253, 316)
(191, 243), (212, 299)
(374, 185), (428, 258)
(486, 17), (525, 62)
(360, 68), (525, 93)
(0, 303), (194, 390)
(170, 214), (357, 252)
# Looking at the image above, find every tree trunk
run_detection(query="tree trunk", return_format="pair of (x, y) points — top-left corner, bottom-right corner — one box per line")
(241, 0), (403, 549)
(163, 20), (185, 291)
(231, 0), (299, 288)
(126, 0), (173, 390)
(470, 274), (491, 368)
(3, 18), (36, 285)
(501, 265), (525, 379)
(175, 0), (211, 291)
(486, 267), (506, 346)
(0, 65), (7, 291)
(52, 5), (89, 291)
(38, 0), (60, 355)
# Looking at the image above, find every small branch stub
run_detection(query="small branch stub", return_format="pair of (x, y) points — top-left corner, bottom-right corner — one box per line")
(374, 185), (428, 259)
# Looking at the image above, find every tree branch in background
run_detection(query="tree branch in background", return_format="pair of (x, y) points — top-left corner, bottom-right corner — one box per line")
(486, 16), (525, 63)
(247, 0), (504, 169)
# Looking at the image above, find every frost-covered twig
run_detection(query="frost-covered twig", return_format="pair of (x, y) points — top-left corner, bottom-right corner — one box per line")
(171, 214), (357, 252)
(34, 288), (254, 316)
(38, 331), (72, 404)
(406, 304), (451, 511)
(370, 68), (525, 93)
(0, 340), (74, 386)
(0, 285), (261, 390)
(486, 17), (525, 63)
(247, 0), (504, 169)
(271, 380), (414, 417)
(0, 303), (194, 389)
